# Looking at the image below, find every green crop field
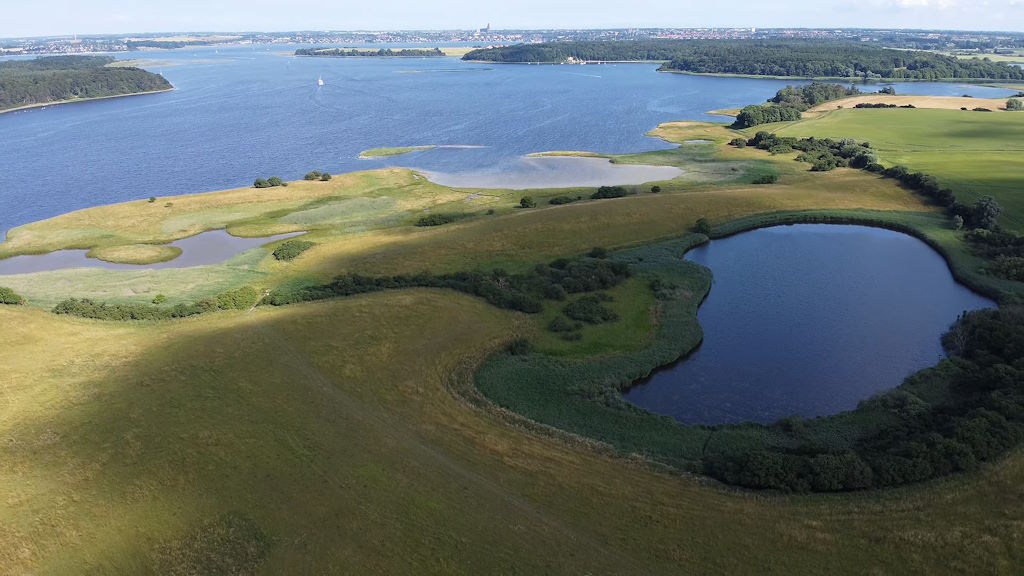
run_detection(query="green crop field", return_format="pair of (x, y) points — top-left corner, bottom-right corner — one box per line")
(771, 108), (1024, 231)
(2, 109), (1024, 574)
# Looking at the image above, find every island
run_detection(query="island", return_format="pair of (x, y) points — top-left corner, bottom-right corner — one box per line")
(0, 55), (172, 113)
(463, 39), (1024, 81)
(295, 47), (444, 58)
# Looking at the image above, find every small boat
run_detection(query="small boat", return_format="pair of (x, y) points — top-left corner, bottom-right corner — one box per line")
(317, 76), (324, 87)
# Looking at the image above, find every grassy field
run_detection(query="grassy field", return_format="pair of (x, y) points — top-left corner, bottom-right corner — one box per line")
(1, 296), (1022, 575)
(2, 108), (1024, 573)
(770, 107), (1024, 231)
(358, 145), (436, 158)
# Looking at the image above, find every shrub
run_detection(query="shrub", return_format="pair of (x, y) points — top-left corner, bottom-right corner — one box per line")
(650, 185), (661, 193)
(507, 338), (532, 356)
(728, 138), (747, 148)
(0, 287), (24, 305)
(267, 176), (285, 187)
(215, 286), (260, 310)
(548, 195), (577, 205)
(1007, 98), (1023, 111)
(752, 174), (778, 184)
(562, 294), (618, 324)
(953, 215), (964, 230)
(548, 315), (581, 333)
(148, 196), (156, 203)
(588, 247), (608, 259)
(415, 213), (467, 227)
(272, 239), (315, 261)
(694, 218), (711, 235)
(320, 172), (332, 181)
(253, 178), (270, 188)
(152, 294), (167, 305)
(591, 186), (628, 200)
(304, 171), (321, 180)
(519, 196), (536, 208)
(973, 107), (992, 112)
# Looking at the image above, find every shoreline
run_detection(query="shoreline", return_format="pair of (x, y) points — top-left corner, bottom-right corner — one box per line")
(657, 68), (1024, 84)
(0, 87), (175, 116)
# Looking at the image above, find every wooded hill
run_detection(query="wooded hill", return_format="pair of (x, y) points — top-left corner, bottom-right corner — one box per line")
(0, 56), (172, 112)
(463, 40), (1024, 80)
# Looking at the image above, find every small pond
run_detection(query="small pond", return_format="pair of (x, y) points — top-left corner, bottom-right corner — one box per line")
(623, 224), (995, 425)
(0, 230), (302, 275)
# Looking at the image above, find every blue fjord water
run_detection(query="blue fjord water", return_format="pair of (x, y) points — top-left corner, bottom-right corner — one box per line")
(0, 45), (1018, 235)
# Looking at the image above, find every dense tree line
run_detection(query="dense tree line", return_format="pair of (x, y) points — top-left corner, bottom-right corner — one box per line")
(0, 55), (172, 111)
(731, 104), (802, 129)
(52, 286), (260, 321)
(266, 256), (630, 314)
(296, 48), (443, 57)
(660, 41), (1024, 79)
(706, 306), (1024, 492)
(463, 40), (1024, 80)
(769, 82), (860, 110)
(126, 40), (216, 50)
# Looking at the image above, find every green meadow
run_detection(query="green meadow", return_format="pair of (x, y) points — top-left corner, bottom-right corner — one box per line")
(771, 108), (1024, 231)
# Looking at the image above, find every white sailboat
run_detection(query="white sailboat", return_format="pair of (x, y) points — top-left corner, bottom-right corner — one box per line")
(317, 75), (324, 87)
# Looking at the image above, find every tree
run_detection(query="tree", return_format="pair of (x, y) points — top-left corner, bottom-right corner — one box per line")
(695, 218), (711, 235)
(972, 196), (1002, 230)
(0, 287), (24, 305)
(320, 172), (332, 181)
(152, 294), (167, 304)
(304, 171), (321, 180)
(519, 196), (536, 208)
(650, 185), (661, 193)
(1007, 98), (1023, 111)
(267, 176), (284, 187)
(953, 215), (964, 230)
(253, 178), (269, 188)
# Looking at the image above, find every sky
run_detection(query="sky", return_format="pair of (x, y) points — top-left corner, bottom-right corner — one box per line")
(1, 0), (1022, 38)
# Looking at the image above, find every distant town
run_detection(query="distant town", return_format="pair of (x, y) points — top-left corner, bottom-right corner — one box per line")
(2, 27), (1023, 56)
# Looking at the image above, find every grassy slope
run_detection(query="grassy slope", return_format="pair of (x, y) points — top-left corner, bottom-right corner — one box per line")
(1, 299), (1022, 575)
(2, 111), (1024, 573)
(771, 108), (1024, 231)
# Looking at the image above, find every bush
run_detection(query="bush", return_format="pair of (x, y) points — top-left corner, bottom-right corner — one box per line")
(152, 294), (167, 305)
(267, 176), (285, 187)
(415, 213), (467, 227)
(253, 178), (270, 188)
(562, 294), (618, 324)
(304, 171), (321, 180)
(591, 186), (628, 200)
(507, 338), (532, 355)
(588, 246), (608, 259)
(320, 172), (332, 181)
(728, 138), (747, 148)
(752, 174), (778, 184)
(0, 286), (24, 305)
(650, 185), (661, 193)
(1007, 98), (1023, 111)
(548, 315), (581, 333)
(519, 196), (536, 208)
(972, 196), (1002, 230)
(548, 195), (577, 205)
(272, 239), (315, 261)
(215, 286), (260, 310)
(973, 107), (992, 112)
(148, 196), (156, 203)
(694, 218), (711, 235)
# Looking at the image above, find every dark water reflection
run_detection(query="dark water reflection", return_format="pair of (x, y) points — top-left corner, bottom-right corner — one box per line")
(623, 224), (995, 425)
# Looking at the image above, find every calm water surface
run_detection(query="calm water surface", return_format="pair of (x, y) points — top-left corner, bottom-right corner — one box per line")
(0, 230), (301, 275)
(623, 225), (995, 425)
(1, 45), (1018, 235)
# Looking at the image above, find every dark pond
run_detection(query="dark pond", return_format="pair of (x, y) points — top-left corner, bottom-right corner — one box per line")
(623, 224), (995, 425)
